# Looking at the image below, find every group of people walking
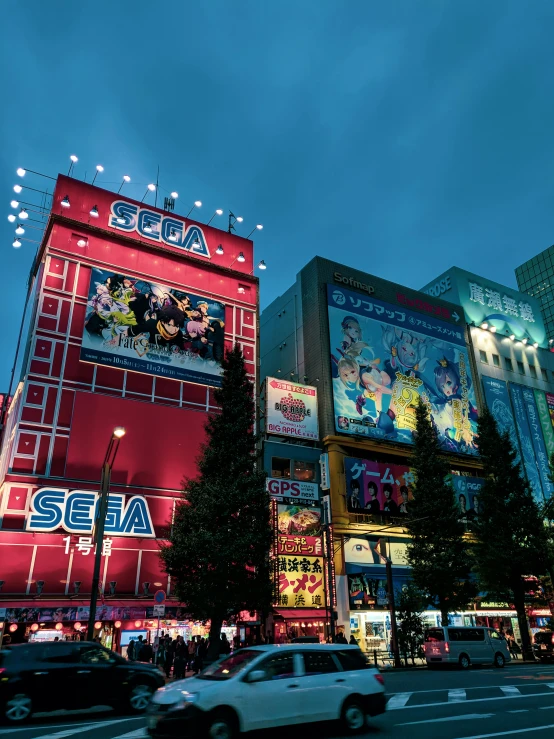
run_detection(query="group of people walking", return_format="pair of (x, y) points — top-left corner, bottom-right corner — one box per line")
(126, 632), (232, 678)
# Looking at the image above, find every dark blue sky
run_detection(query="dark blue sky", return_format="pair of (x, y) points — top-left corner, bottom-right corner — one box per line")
(2, 0), (554, 389)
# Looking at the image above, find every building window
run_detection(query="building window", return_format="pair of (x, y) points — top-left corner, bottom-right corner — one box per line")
(293, 460), (316, 482)
(492, 354), (500, 368)
(271, 458), (291, 478)
(518, 361), (525, 375)
(529, 364), (537, 379)
(504, 357), (513, 372)
(479, 350), (488, 364)
(542, 368), (548, 382)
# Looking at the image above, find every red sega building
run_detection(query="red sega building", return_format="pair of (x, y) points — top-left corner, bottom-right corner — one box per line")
(0, 175), (258, 650)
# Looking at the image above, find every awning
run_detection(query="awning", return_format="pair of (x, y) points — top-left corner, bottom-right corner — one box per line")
(273, 609), (328, 620)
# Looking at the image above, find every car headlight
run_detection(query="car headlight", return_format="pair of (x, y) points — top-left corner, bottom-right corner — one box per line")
(168, 693), (198, 711)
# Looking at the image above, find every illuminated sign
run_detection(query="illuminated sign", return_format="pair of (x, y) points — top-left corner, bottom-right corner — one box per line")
(423, 275), (452, 297)
(266, 478), (319, 503)
(26, 488), (155, 538)
(108, 200), (210, 258)
(276, 555), (325, 608)
(266, 379), (319, 440)
(277, 535), (323, 556)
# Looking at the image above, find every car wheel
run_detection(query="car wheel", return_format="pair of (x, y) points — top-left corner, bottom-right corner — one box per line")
(494, 653), (505, 668)
(341, 697), (367, 735)
(4, 694), (32, 723)
(127, 683), (155, 713)
(207, 709), (238, 739)
(459, 654), (471, 670)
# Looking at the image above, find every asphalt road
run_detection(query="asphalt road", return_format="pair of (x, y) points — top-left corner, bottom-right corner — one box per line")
(1, 662), (554, 739)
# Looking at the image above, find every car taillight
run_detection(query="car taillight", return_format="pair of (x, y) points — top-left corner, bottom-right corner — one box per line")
(0, 668), (5, 675)
(551, 636), (554, 645)
(374, 673), (384, 686)
(444, 642), (449, 653)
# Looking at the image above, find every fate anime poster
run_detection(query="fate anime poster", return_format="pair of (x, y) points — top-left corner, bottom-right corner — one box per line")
(327, 284), (478, 455)
(81, 268), (226, 386)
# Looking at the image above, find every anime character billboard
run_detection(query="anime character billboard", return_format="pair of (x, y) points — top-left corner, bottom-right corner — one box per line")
(328, 284), (478, 455)
(81, 268), (226, 386)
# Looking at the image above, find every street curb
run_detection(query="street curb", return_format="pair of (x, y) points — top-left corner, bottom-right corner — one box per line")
(379, 659), (537, 672)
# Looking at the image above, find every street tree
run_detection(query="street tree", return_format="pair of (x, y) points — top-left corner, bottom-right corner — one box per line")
(160, 345), (272, 660)
(472, 407), (550, 660)
(405, 399), (477, 626)
(396, 583), (426, 666)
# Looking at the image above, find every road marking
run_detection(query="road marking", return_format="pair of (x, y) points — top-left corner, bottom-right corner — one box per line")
(539, 705), (554, 709)
(397, 713), (494, 726)
(453, 722), (554, 738)
(507, 710), (528, 713)
(387, 689), (554, 710)
(387, 682), (544, 697)
(30, 719), (131, 739)
(111, 731), (147, 739)
(500, 686), (521, 696)
(547, 683), (554, 690)
(387, 692), (412, 708)
(449, 689), (467, 702)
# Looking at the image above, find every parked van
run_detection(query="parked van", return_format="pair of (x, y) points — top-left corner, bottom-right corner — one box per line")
(424, 626), (511, 669)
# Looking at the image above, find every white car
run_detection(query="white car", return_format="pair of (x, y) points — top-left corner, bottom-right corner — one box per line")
(148, 644), (386, 738)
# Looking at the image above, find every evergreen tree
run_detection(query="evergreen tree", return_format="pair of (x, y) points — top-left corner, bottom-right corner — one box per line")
(472, 407), (550, 660)
(396, 584), (426, 666)
(405, 400), (477, 626)
(160, 345), (272, 660)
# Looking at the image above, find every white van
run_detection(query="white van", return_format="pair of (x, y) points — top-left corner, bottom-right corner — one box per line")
(424, 626), (511, 669)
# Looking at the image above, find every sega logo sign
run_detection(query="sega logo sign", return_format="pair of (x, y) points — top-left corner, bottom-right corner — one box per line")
(109, 200), (210, 258)
(26, 488), (155, 538)
(266, 478), (319, 502)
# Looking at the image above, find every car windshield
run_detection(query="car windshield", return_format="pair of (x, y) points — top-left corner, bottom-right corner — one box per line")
(534, 632), (553, 645)
(196, 649), (263, 681)
(425, 628), (445, 643)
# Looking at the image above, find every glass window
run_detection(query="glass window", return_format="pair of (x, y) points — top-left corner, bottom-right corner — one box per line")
(293, 461), (315, 481)
(424, 628), (445, 642)
(334, 649), (368, 671)
(257, 652), (295, 681)
(479, 350), (488, 364)
(271, 458), (291, 479)
(529, 364), (537, 379)
(466, 629), (486, 642)
(518, 361), (525, 375)
(43, 644), (78, 664)
(78, 646), (116, 664)
(504, 357), (513, 372)
(301, 651), (339, 675)
(489, 630), (501, 640)
(542, 368), (548, 382)
(492, 354), (500, 367)
(198, 650), (262, 681)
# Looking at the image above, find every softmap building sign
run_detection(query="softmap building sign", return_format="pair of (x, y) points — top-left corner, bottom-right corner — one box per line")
(420, 266), (546, 347)
(266, 378), (319, 440)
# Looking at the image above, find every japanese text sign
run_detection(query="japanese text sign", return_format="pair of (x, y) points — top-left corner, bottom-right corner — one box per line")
(266, 378), (319, 440)
(344, 457), (412, 514)
(275, 555), (325, 608)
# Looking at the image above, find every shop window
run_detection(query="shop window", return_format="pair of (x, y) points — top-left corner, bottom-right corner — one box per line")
(301, 651), (338, 675)
(542, 368), (548, 382)
(492, 354), (500, 368)
(479, 350), (488, 364)
(518, 361), (525, 375)
(271, 457), (291, 478)
(529, 364), (537, 379)
(504, 357), (513, 372)
(293, 460), (315, 482)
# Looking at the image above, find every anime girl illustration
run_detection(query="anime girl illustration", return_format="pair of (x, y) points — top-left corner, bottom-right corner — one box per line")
(382, 326), (430, 378)
(85, 283), (137, 337)
(337, 357), (363, 406)
(358, 358), (395, 432)
(340, 316), (363, 353)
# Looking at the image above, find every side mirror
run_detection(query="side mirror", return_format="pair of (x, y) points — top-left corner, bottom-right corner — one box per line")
(247, 670), (267, 683)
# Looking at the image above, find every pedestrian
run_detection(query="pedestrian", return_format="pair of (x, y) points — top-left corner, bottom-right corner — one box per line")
(336, 632), (348, 645)
(173, 637), (186, 680)
(187, 638), (197, 672)
(127, 638), (136, 661)
(164, 635), (174, 677)
(137, 635), (153, 663)
(219, 632), (231, 658)
(349, 635), (358, 645)
(194, 637), (207, 674)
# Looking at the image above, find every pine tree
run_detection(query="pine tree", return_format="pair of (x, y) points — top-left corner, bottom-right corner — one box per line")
(160, 345), (272, 660)
(405, 399), (477, 626)
(473, 407), (550, 659)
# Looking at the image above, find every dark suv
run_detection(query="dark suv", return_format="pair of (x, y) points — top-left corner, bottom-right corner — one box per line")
(0, 641), (165, 723)
(533, 631), (554, 662)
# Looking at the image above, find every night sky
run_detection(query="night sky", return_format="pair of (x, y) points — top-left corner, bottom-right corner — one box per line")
(2, 0), (554, 388)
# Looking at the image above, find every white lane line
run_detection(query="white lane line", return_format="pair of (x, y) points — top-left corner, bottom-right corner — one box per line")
(449, 689), (467, 702)
(387, 690), (554, 710)
(0, 718), (145, 735)
(539, 705), (554, 710)
(386, 692), (412, 709)
(453, 722), (554, 739)
(507, 710), (528, 713)
(501, 686), (521, 696)
(396, 713), (494, 726)
(547, 683), (554, 690)
(110, 731), (147, 739)
(30, 719), (131, 739)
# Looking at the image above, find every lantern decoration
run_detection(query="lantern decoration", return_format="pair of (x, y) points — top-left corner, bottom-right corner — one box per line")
(114, 620), (122, 629)
(9, 624), (18, 633)
(94, 621), (102, 630)
(171, 620), (177, 627)
(134, 620), (142, 628)
(74, 622), (82, 631)
(30, 623), (39, 632)
(55, 622), (63, 631)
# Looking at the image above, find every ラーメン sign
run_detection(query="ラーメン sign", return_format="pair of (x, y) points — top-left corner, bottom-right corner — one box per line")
(265, 378), (319, 440)
(26, 488), (155, 537)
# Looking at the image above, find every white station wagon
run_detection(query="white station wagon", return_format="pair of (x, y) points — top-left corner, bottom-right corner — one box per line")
(148, 644), (386, 738)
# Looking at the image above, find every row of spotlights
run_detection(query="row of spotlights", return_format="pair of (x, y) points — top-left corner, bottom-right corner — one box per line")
(481, 322), (539, 348)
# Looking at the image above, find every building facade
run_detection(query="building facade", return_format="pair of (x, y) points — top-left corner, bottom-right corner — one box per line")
(515, 245), (554, 345)
(0, 175), (258, 649)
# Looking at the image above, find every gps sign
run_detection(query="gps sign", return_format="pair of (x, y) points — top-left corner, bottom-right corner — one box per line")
(266, 478), (319, 504)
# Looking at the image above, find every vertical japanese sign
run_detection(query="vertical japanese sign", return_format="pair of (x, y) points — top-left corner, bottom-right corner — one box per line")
(343, 457), (413, 514)
(509, 383), (544, 502)
(482, 377), (521, 467)
(522, 387), (553, 499)
(327, 284), (478, 454)
(534, 390), (554, 457)
(546, 393), (554, 431)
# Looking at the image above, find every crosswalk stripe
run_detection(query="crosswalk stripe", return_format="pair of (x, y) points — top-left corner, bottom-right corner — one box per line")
(111, 731), (148, 739)
(547, 683), (554, 690)
(31, 719), (129, 739)
(448, 689), (467, 702)
(500, 686), (521, 696)
(397, 713), (494, 726)
(387, 692), (412, 709)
